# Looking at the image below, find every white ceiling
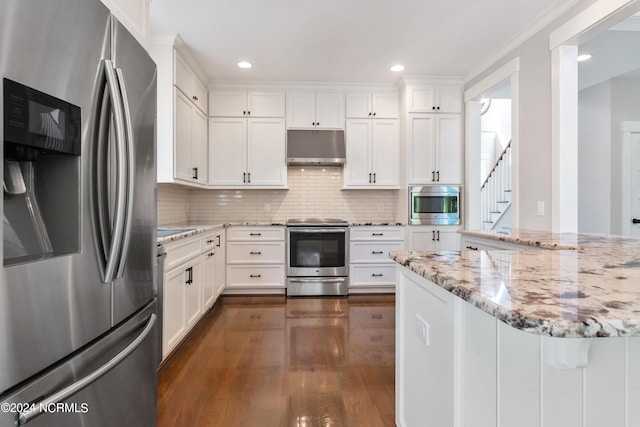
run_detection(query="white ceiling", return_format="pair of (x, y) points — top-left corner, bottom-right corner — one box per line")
(149, 0), (574, 84)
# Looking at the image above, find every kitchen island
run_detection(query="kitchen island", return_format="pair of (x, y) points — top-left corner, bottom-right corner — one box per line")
(392, 231), (640, 427)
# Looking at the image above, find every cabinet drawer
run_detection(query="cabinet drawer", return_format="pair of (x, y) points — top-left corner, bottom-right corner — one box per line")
(165, 236), (203, 271)
(226, 226), (285, 241)
(226, 265), (285, 288)
(350, 241), (405, 263)
(350, 227), (405, 241)
(350, 264), (397, 286)
(226, 242), (285, 264)
(203, 232), (217, 252)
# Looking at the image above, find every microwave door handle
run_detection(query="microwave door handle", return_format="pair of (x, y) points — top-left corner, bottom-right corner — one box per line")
(114, 68), (136, 280)
(102, 59), (128, 284)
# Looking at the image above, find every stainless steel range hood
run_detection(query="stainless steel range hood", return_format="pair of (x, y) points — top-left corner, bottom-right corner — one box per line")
(287, 129), (346, 166)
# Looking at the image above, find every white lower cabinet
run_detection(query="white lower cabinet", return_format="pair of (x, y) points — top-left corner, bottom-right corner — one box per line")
(349, 226), (405, 293)
(407, 226), (460, 251)
(225, 226), (285, 294)
(162, 227), (225, 361)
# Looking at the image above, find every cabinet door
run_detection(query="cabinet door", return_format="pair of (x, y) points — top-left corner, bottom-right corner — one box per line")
(436, 228), (461, 251)
(191, 107), (208, 183)
(315, 92), (345, 129)
(371, 119), (399, 186)
(286, 92), (317, 129)
(248, 92), (285, 117)
(346, 93), (372, 118)
(202, 251), (216, 310)
(163, 267), (186, 357)
(407, 86), (436, 113)
(344, 119), (372, 186)
(215, 232), (226, 297)
(174, 51), (192, 97)
(407, 114), (436, 184)
(435, 86), (462, 113)
(372, 92), (398, 118)
(435, 114), (462, 184)
(408, 227), (439, 252)
(209, 91), (247, 117)
(185, 260), (202, 329)
(246, 118), (286, 186)
(174, 89), (195, 182)
(191, 76), (208, 114)
(209, 118), (247, 185)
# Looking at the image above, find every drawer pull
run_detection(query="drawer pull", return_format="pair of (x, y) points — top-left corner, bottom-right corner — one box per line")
(466, 245), (478, 251)
(249, 233), (262, 236)
(371, 251), (384, 254)
(372, 233), (384, 236)
(207, 239), (215, 244)
(371, 273), (384, 277)
(249, 274), (262, 278)
(249, 251), (262, 255)
(207, 252), (215, 257)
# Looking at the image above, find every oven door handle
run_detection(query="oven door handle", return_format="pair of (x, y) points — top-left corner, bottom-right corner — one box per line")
(288, 278), (347, 283)
(288, 228), (347, 234)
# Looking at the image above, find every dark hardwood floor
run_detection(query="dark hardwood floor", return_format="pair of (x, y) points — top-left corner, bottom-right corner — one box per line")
(158, 295), (396, 427)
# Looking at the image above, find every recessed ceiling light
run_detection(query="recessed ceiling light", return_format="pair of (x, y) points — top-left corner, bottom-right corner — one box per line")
(238, 61), (252, 69)
(390, 64), (405, 72)
(577, 54), (592, 62)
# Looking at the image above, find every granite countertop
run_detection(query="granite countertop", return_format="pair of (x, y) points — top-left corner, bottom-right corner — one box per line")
(349, 222), (405, 226)
(391, 230), (640, 338)
(157, 224), (224, 245)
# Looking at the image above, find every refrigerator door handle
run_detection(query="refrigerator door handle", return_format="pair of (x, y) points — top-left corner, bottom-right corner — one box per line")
(114, 67), (135, 280)
(16, 313), (156, 426)
(102, 59), (128, 283)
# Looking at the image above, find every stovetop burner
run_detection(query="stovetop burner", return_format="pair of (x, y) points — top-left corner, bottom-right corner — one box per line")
(286, 218), (349, 226)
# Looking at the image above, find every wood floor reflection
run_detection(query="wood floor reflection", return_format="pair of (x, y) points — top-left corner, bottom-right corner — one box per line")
(157, 295), (395, 427)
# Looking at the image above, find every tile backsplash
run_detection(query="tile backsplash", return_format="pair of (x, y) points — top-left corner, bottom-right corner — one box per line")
(158, 167), (400, 225)
(157, 184), (189, 225)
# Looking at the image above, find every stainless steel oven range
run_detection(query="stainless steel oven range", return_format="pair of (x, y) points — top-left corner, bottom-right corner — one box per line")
(286, 218), (349, 296)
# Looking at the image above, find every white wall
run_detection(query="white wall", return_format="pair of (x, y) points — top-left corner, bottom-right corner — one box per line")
(578, 81), (611, 233)
(465, 0), (601, 231)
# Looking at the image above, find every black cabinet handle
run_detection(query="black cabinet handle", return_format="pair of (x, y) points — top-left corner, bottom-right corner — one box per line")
(436, 230), (440, 241)
(466, 245), (478, 251)
(192, 167), (198, 180)
(207, 252), (215, 257)
(373, 112), (376, 116)
(249, 233), (262, 236)
(368, 112), (372, 116)
(436, 171), (440, 182)
(243, 172), (246, 183)
(249, 251), (262, 255)
(207, 239), (215, 244)
(437, 106), (440, 110)
(372, 273), (384, 277)
(243, 111), (246, 115)
(369, 173), (372, 183)
(373, 173), (376, 183)
(432, 171), (435, 181)
(432, 106), (436, 110)
(633, 219), (640, 224)
(192, 95), (198, 101)
(216, 234), (221, 247)
(247, 111), (251, 115)
(247, 172), (251, 183)
(185, 267), (193, 285)
(372, 233), (384, 236)
(432, 230), (435, 241)
(372, 251), (384, 254)
(249, 274), (261, 278)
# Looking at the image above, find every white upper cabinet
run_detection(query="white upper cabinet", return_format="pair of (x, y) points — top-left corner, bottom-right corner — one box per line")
(344, 119), (399, 188)
(209, 91), (285, 117)
(174, 52), (208, 114)
(286, 91), (345, 129)
(346, 92), (398, 119)
(149, 38), (209, 187)
(406, 85), (462, 113)
(209, 117), (286, 188)
(407, 113), (462, 185)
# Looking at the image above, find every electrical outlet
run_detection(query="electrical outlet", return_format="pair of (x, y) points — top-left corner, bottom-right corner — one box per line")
(537, 201), (545, 216)
(415, 315), (429, 346)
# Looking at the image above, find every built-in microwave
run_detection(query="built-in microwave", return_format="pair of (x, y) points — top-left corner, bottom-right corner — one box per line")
(409, 186), (461, 225)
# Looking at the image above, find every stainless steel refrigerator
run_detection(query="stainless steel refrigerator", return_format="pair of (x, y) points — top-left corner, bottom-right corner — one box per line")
(0, 0), (158, 426)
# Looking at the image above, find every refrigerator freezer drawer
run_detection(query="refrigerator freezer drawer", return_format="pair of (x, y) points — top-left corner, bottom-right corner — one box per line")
(0, 301), (158, 427)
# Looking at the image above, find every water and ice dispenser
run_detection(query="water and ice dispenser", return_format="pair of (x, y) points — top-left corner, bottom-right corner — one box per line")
(3, 78), (80, 266)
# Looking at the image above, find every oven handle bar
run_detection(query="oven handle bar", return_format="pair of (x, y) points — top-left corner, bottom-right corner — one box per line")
(288, 228), (347, 234)
(288, 278), (347, 283)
